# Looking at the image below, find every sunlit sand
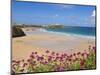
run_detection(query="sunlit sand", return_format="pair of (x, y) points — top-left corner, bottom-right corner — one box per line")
(12, 28), (95, 60)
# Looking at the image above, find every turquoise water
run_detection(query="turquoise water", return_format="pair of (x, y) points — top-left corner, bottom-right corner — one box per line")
(46, 26), (96, 37)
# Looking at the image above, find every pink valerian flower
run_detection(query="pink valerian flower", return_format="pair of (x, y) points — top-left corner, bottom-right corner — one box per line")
(27, 59), (31, 62)
(40, 56), (44, 60)
(68, 58), (72, 62)
(55, 67), (65, 71)
(61, 54), (67, 58)
(63, 53), (67, 57)
(81, 53), (85, 57)
(92, 46), (96, 53)
(45, 50), (50, 53)
(48, 56), (52, 61)
(86, 53), (89, 57)
(73, 58), (78, 62)
(22, 59), (24, 62)
(44, 61), (48, 64)
(30, 54), (34, 59)
(83, 51), (89, 59)
(29, 61), (35, 66)
(37, 56), (44, 61)
(65, 57), (68, 61)
(69, 54), (73, 58)
(61, 54), (64, 57)
(77, 52), (81, 55)
(73, 53), (76, 56)
(56, 56), (60, 60)
(32, 52), (34, 54)
(12, 60), (16, 63)
(81, 53), (87, 59)
(23, 63), (28, 67)
(16, 60), (20, 64)
(12, 46), (96, 72)
(34, 52), (37, 54)
(42, 54), (44, 57)
(83, 50), (89, 55)
(56, 53), (59, 56)
(33, 61), (36, 64)
(51, 51), (55, 55)
(59, 57), (64, 61)
(92, 46), (96, 50)
(80, 59), (86, 68)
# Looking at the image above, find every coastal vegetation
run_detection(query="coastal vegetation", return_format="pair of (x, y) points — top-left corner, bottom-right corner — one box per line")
(12, 45), (96, 74)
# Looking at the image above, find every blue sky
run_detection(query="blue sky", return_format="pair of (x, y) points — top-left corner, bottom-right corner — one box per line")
(12, 0), (96, 27)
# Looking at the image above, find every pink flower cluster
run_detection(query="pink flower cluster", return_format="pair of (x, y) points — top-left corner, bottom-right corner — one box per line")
(12, 45), (96, 73)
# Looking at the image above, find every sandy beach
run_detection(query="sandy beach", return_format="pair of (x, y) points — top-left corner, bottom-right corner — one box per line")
(12, 27), (95, 60)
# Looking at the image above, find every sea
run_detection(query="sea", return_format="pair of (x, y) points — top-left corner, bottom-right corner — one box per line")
(43, 26), (96, 39)
(24, 26), (96, 39)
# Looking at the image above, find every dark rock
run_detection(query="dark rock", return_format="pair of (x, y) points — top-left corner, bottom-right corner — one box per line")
(12, 26), (26, 37)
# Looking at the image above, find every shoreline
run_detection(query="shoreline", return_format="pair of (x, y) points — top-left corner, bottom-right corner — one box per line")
(12, 27), (95, 60)
(23, 28), (95, 39)
(39, 28), (95, 39)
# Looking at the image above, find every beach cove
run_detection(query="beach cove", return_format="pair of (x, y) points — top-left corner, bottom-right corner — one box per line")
(12, 27), (95, 60)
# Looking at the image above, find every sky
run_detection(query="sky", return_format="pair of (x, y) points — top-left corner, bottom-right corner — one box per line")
(12, 0), (96, 27)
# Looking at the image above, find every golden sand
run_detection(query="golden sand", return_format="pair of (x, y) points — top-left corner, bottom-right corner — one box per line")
(12, 28), (95, 60)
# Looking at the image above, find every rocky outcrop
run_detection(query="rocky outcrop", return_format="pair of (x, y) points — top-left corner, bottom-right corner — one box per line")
(12, 26), (26, 37)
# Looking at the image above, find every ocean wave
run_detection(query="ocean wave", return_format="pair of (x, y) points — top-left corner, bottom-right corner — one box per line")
(39, 28), (95, 39)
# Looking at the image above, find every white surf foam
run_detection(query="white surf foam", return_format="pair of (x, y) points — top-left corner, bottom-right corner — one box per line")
(39, 28), (95, 39)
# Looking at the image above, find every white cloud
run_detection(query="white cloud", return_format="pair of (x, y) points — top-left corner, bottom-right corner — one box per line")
(92, 10), (95, 17)
(82, 10), (96, 27)
(57, 5), (75, 9)
(84, 10), (96, 26)
(91, 10), (96, 25)
(61, 5), (69, 8)
(55, 14), (58, 17)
